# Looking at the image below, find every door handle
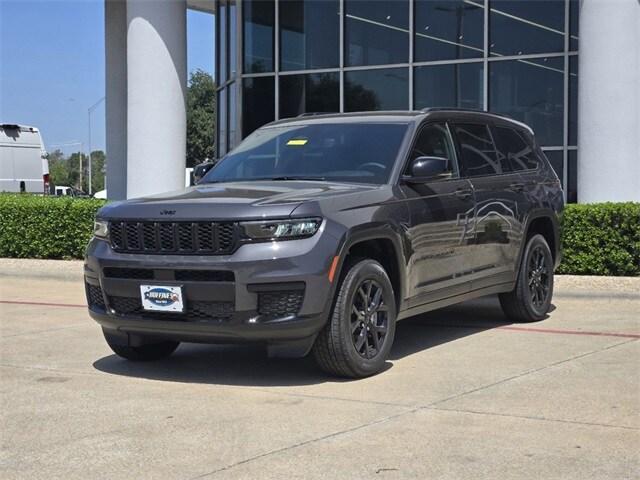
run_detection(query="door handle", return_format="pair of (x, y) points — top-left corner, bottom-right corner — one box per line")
(455, 188), (472, 200)
(510, 182), (526, 192)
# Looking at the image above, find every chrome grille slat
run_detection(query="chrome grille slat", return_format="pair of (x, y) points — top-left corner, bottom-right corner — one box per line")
(109, 221), (237, 254)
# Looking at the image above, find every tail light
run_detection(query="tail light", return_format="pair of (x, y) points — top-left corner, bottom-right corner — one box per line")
(43, 173), (50, 194)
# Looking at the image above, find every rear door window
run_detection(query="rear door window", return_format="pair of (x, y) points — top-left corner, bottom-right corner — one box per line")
(453, 123), (505, 177)
(492, 126), (539, 171)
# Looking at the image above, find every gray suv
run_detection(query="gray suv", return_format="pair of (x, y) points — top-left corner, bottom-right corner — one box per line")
(85, 109), (563, 378)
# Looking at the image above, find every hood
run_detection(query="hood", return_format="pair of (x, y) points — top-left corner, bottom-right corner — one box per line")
(97, 181), (384, 221)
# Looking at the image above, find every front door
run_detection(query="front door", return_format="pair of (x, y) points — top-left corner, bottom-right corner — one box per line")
(399, 122), (476, 308)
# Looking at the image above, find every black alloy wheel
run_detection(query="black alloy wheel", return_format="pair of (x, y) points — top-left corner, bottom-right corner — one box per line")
(528, 245), (550, 308)
(350, 279), (389, 359)
(313, 258), (397, 378)
(499, 234), (554, 323)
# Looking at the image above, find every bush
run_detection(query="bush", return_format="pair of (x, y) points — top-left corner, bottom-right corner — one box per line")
(0, 194), (106, 259)
(557, 202), (640, 276)
(0, 195), (638, 276)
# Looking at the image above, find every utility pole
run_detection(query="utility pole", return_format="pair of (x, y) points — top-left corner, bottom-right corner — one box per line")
(87, 96), (105, 195)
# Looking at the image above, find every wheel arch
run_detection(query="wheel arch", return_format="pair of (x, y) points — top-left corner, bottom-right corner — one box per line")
(519, 209), (561, 271)
(334, 228), (407, 313)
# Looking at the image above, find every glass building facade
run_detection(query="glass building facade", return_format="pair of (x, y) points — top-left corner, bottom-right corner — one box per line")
(216, 0), (579, 201)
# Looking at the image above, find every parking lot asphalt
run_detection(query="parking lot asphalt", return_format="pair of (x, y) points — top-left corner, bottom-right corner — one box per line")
(0, 260), (638, 480)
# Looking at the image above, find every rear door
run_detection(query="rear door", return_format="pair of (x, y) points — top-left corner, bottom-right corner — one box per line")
(399, 122), (476, 307)
(451, 122), (522, 288)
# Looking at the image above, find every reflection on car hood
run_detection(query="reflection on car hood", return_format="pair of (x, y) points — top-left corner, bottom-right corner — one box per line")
(97, 180), (386, 220)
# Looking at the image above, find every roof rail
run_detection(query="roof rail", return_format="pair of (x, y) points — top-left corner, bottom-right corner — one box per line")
(420, 107), (489, 114)
(297, 112), (337, 117)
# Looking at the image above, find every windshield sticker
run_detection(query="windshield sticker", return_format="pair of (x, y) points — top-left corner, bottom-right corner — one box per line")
(286, 139), (308, 146)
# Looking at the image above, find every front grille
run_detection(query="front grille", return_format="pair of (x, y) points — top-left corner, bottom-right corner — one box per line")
(103, 267), (154, 279)
(86, 283), (105, 309)
(258, 291), (304, 318)
(109, 221), (237, 254)
(108, 296), (234, 322)
(102, 267), (234, 282)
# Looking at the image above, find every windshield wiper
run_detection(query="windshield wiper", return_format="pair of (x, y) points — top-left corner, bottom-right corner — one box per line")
(264, 176), (327, 181)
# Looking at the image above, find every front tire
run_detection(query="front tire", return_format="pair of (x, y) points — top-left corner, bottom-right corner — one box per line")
(499, 234), (554, 322)
(313, 259), (397, 378)
(103, 328), (180, 361)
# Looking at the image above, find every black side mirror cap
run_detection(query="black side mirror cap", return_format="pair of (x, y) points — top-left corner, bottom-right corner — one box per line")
(193, 162), (216, 184)
(402, 156), (451, 183)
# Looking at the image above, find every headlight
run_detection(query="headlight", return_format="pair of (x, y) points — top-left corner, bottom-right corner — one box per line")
(241, 218), (321, 241)
(93, 220), (109, 239)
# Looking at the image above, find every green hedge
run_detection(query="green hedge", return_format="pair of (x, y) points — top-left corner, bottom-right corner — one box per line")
(557, 202), (640, 276)
(0, 194), (106, 259)
(0, 194), (639, 276)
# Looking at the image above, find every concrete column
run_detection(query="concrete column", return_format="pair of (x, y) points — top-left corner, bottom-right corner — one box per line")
(578, 0), (640, 203)
(105, 0), (128, 201)
(126, 0), (187, 198)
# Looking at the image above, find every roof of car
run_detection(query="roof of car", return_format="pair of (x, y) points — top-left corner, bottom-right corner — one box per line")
(266, 109), (533, 134)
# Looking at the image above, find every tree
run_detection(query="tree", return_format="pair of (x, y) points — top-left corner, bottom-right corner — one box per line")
(46, 149), (70, 187)
(186, 69), (216, 168)
(89, 150), (106, 193)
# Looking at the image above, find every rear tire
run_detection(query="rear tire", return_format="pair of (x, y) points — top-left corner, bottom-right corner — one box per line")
(103, 329), (180, 361)
(499, 234), (554, 323)
(313, 259), (397, 378)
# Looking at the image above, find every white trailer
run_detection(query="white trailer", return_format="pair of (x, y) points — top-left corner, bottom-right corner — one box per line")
(0, 124), (50, 193)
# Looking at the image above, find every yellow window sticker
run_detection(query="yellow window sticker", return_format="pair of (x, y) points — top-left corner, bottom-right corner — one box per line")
(286, 138), (308, 146)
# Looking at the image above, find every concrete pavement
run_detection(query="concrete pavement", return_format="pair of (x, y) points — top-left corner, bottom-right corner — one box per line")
(0, 260), (638, 479)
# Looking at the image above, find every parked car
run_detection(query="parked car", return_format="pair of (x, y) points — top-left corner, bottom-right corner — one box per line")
(93, 189), (107, 199)
(53, 186), (89, 197)
(85, 109), (564, 378)
(0, 124), (49, 194)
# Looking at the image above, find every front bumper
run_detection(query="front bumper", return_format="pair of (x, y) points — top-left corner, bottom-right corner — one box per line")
(84, 225), (342, 348)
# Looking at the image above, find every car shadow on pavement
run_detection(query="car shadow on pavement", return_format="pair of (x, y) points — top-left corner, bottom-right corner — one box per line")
(92, 295), (540, 387)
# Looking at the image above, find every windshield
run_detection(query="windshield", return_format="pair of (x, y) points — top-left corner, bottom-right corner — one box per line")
(201, 122), (409, 185)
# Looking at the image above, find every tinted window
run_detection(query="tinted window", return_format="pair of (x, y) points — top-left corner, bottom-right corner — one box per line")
(242, 77), (275, 137)
(279, 73), (339, 119)
(492, 126), (538, 171)
(244, 0), (274, 73)
(228, 83), (238, 149)
(569, 0), (579, 51)
(568, 150), (577, 203)
(454, 123), (502, 177)
(407, 123), (456, 174)
(229, 1), (237, 77)
(544, 150), (563, 184)
(218, 88), (228, 156)
(203, 123), (409, 185)
(218, 3), (227, 81)
(345, 0), (409, 66)
(489, 57), (564, 146)
(414, 0), (484, 62)
(489, 0), (564, 57)
(280, 0), (339, 71)
(345, 68), (409, 111)
(414, 62), (483, 110)
(569, 56), (578, 146)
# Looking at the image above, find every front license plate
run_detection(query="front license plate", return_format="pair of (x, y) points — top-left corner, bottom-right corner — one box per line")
(140, 285), (184, 312)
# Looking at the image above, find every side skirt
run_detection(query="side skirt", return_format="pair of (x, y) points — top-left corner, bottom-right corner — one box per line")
(397, 282), (514, 321)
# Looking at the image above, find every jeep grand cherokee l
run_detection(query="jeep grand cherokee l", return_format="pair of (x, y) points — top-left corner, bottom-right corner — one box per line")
(85, 109), (563, 378)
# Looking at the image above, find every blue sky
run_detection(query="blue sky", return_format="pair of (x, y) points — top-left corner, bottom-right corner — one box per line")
(0, 0), (214, 154)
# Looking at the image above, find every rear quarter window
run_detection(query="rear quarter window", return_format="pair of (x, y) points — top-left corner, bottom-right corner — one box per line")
(492, 126), (539, 171)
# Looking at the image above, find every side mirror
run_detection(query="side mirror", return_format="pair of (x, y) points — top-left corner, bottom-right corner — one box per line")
(403, 156), (451, 183)
(193, 162), (215, 184)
